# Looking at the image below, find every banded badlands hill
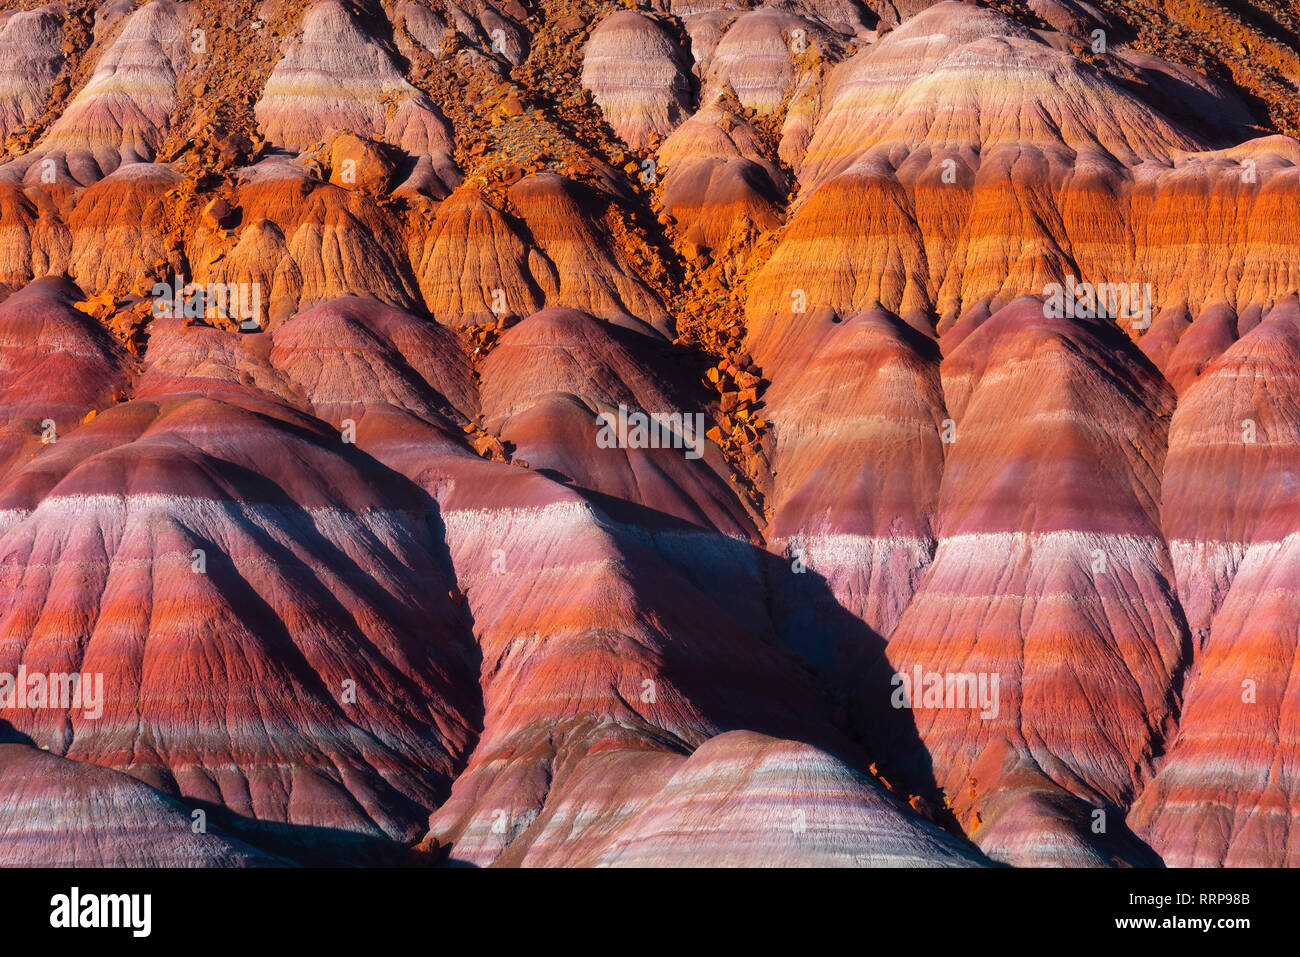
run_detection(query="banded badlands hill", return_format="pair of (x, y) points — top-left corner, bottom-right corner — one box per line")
(0, 0), (1295, 868)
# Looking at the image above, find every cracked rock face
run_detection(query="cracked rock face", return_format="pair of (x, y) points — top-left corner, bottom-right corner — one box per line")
(0, 0), (1296, 869)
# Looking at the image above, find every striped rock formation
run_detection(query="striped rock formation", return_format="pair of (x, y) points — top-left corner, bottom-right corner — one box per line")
(763, 309), (945, 673)
(860, 299), (1185, 865)
(410, 186), (547, 326)
(478, 306), (752, 532)
(1130, 300), (1300, 866)
(580, 10), (691, 150)
(0, 738), (287, 866)
(745, 3), (1299, 357)
(189, 155), (423, 325)
(657, 104), (787, 251)
(394, 0), (529, 70)
(254, 0), (459, 197)
(417, 476), (981, 867)
(0, 308), (482, 863)
(697, 9), (823, 116)
(1, 0), (193, 187)
(261, 296), (975, 867)
(67, 162), (178, 291)
(505, 173), (671, 336)
(0, 4), (65, 143)
(473, 731), (981, 867)
(0, 277), (132, 481)
(409, 174), (673, 334)
(0, 0), (1293, 869)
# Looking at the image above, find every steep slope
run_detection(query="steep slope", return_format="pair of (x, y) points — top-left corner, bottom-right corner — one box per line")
(0, 737), (288, 866)
(1130, 300), (1300, 866)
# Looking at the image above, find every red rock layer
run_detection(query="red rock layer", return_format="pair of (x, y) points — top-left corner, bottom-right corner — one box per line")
(657, 104), (786, 252)
(855, 299), (1185, 865)
(0, 276), (132, 482)
(1129, 300), (1300, 865)
(478, 306), (752, 534)
(410, 186), (546, 327)
(420, 484), (979, 866)
(0, 308), (482, 863)
(192, 157), (423, 325)
(0, 739), (286, 866)
(763, 310), (946, 674)
(506, 173), (672, 336)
